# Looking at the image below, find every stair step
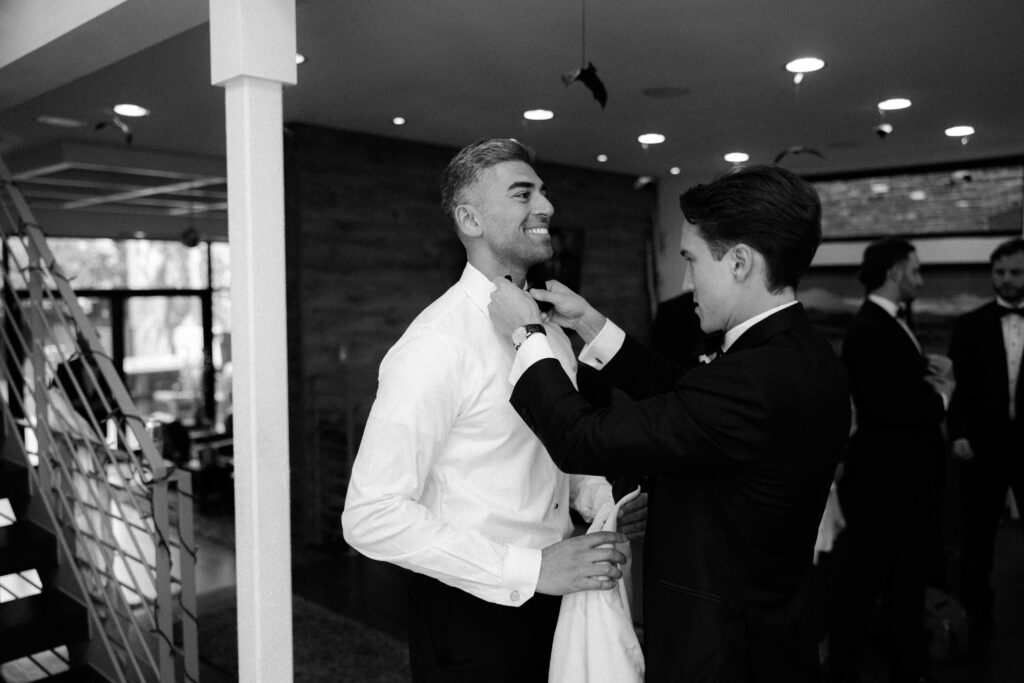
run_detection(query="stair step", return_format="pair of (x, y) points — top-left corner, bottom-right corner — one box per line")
(46, 664), (108, 682)
(0, 591), (88, 663)
(0, 457), (30, 515)
(0, 520), (56, 576)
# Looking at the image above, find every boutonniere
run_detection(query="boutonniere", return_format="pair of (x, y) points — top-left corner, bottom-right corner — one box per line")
(698, 352), (718, 365)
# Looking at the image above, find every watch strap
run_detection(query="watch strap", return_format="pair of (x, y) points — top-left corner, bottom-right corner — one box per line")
(513, 323), (547, 350)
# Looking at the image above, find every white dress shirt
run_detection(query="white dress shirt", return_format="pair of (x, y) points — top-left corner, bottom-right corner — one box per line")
(343, 263), (612, 606)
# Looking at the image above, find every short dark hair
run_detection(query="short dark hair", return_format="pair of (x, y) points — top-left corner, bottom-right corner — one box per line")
(678, 164), (822, 292)
(441, 138), (536, 227)
(858, 237), (915, 291)
(990, 237), (1024, 264)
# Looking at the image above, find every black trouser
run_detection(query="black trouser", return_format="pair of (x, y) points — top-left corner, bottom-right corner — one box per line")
(828, 484), (936, 681)
(959, 441), (1024, 625)
(406, 572), (562, 682)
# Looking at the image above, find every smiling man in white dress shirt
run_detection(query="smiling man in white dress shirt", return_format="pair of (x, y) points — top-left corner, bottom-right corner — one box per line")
(342, 138), (643, 682)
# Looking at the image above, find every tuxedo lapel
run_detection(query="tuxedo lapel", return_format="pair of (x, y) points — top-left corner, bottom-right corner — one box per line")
(864, 300), (923, 363)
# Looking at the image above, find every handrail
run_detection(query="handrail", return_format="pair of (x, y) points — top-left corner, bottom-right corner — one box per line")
(0, 154), (199, 682)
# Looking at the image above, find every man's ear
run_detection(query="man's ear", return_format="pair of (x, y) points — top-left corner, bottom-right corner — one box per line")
(455, 204), (482, 238)
(730, 243), (756, 282)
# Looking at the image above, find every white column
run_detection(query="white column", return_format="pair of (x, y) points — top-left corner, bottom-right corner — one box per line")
(209, 2), (296, 681)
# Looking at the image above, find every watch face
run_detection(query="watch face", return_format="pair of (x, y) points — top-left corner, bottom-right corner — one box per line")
(512, 326), (527, 346)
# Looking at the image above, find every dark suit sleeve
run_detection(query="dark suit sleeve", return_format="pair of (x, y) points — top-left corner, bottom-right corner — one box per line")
(842, 315), (944, 427)
(511, 357), (769, 477)
(600, 335), (688, 399)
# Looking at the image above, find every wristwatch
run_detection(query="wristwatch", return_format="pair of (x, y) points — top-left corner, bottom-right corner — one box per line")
(511, 324), (546, 350)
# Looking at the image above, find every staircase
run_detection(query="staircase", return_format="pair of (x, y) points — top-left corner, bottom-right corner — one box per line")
(0, 155), (199, 682)
(0, 457), (103, 681)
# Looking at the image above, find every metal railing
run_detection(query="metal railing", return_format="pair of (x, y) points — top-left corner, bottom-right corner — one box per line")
(0, 154), (199, 682)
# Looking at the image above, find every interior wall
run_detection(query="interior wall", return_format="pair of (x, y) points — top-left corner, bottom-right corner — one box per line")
(283, 125), (657, 543)
(652, 161), (1024, 302)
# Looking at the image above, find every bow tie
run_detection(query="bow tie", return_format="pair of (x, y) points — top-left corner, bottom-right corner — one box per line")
(999, 305), (1024, 317)
(895, 305), (909, 320)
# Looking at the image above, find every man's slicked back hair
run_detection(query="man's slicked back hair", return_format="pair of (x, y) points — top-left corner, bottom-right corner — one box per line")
(990, 237), (1024, 264)
(441, 138), (536, 228)
(679, 164), (822, 292)
(857, 237), (916, 292)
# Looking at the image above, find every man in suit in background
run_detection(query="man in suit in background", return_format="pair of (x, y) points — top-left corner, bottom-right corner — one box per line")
(828, 237), (954, 683)
(948, 237), (1024, 641)
(489, 164), (851, 682)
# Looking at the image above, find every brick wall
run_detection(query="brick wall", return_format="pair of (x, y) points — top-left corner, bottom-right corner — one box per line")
(284, 125), (656, 543)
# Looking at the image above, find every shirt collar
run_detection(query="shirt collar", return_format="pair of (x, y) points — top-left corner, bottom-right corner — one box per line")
(721, 300), (799, 352)
(868, 293), (901, 318)
(459, 262), (497, 314)
(996, 296), (1024, 311)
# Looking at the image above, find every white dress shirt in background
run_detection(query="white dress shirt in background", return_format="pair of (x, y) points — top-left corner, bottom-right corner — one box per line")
(343, 263), (612, 606)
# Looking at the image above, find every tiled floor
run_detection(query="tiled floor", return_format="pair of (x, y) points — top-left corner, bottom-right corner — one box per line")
(194, 508), (1024, 682)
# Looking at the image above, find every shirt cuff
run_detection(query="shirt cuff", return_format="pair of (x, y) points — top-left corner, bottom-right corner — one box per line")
(509, 332), (556, 385)
(578, 319), (625, 370)
(503, 544), (542, 605)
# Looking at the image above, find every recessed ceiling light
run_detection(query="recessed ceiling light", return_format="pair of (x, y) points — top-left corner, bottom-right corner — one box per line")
(37, 115), (86, 128)
(637, 133), (665, 145)
(909, 190), (927, 201)
(723, 152), (749, 163)
(785, 57), (825, 84)
(523, 109), (554, 121)
(669, 167), (681, 175)
(878, 98), (911, 111)
(113, 103), (149, 117)
(596, 154), (608, 163)
(295, 53), (307, 65)
(785, 57), (825, 74)
(392, 116), (406, 126)
(945, 125), (975, 137)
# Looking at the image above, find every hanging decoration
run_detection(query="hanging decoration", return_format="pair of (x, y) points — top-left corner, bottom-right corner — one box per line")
(774, 145), (825, 164)
(94, 115), (133, 146)
(775, 58), (827, 164)
(562, 0), (607, 108)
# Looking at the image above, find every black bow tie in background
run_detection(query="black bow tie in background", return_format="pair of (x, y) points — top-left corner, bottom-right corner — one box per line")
(998, 305), (1024, 317)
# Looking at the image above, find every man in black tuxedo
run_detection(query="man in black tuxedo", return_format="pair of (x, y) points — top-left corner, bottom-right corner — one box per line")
(828, 238), (954, 683)
(488, 164), (851, 682)
(948, 237), (1024, 636)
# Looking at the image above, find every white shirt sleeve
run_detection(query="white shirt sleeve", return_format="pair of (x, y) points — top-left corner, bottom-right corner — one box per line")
(578, 319), (626, 370)
(342, 331), (542, 606)
(508, 318), (627, 386)
(570, 474), (615, 521)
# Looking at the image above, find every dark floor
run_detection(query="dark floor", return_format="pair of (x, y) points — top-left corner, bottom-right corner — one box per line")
(194, 507), (1024, 682)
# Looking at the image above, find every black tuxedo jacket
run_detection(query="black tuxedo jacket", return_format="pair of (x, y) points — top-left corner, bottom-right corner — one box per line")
(840, 299), (945, 515)
(948, 300), (1024, 454)
(512, 303), (850, 682)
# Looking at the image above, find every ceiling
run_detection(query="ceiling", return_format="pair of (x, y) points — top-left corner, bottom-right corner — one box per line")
(0, 0), (1022, 238)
